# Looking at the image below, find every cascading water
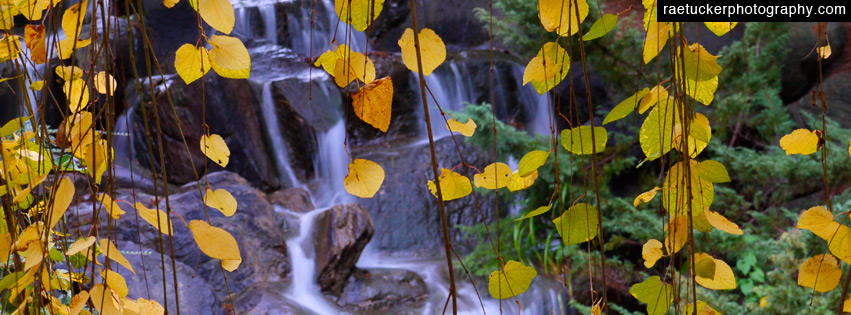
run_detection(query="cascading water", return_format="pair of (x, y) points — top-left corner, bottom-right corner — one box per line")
(259, 82), (302, 188)
(411, 60), (476, 139)
(512, 65), (553, 137)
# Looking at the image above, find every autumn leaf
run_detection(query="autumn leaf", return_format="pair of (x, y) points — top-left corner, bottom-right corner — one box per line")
(530, 42), (570, 94)
(93, 72), (117, 96)
(90, 284), (122, 315)
(798, 254), (841, 292)
(427, 168), (472, 201)
(56, 37), (92, 60)
(189, 220), (241, 261)
(640, 96), (679, 161)
(517, 150), (549, 177)
(797, 206), (851, 262)
(446, 118), (476, 137)
(695, 160), (730, 183)
(63, 79), (89, 113)
(199, 0), (235, 34)
(0, 34), (21, 62)
(29, 81), (44, 90)
(24, 25), (46, 64)
(603, 88), (649, 125)
(344, 159), (385, 198)
(203, 188), (238, 216)
(70, 290), (89, 315)
(818, 45), (832, 59)
(352, 77), (393, 132)
(553, 203), (599, 246)
(335, 0), (385, 31)
(523, 56), (561, 84)
(704, 22), (737, 36)
(487, 260), (537, 299)
(582, 14), (618, 41)
(642, 239), (663, 268)
(665, 216), (688, 254)
(685, 300), (721, 315)
(101, 269), (129, 298)
(473, 162), (512, 190)
(694, 253), (736, 290)
(506, 170), (537, 192)
(200, 134), (230, 167)
(695, 254), (716, 279)
(98, 193), (126, 219)
(55, 65), (85, 81)
(209, 35), (251, 79)
(638, 84), (668, 114)
(538, 0), (589, 36)
(633, 187), (660, 207)
(560, 125), (607, 155)
(48, 177), (74, 231)
(398, 28), (446, 76)
(779, 129), (820, 155)
(134, 202), (174, 235)
(65, 237), (96, 256)
(516, 204), (552, 221)
(630, 276), (673, 315)
(680, 43), (722, 82)
(643, 22), (670, 64)
(705, 210), (743, 235)
(315, 45), (375, 86)
(174, 44), (211, 84)
(683, 75), (718, 106)
(99, 239), (136, 274)
(62, 0), (88, 39)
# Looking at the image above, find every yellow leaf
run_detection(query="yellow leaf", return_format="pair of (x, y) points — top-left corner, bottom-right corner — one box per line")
(29, 80), (44, 90)
(487, 260), (537, 299)
(203, 188), (237, 216)
(189, 220), (241, 261)
(704, 22), (737, 36)
(163, 0), (180, 8)
(22, 240), (43, 271)
(0, 34), (21, 62)
(582, 14), (618, 41)
(92, 71), (117, 95)
(209, 35), (251, 79)
(643, 22), (670, 64)
(89, 284), (122, 315)
(48, 177), (75, 231)
(694, 253), (736, 290)
(818, 45), (832, 59)
(352, 76), (393, 132)
(531, 42), (570, 94)
(672, 113), (711, 158)
(642, 239), (663, 268)
(797, 206), (851, 262)
(553, 203), (599, 246)
(0, 234), (9, 264)
(57, 37), (92, 60)
(694, 254), (716, 279)
(591, 300), (603, 315)
(603, 87), (650, 125)
(705, 210), (742, 235)
(199, 0), (234, 34)
(630, 276), (673, 315)
(560, 125), (607, 155)
(99, 239), (136, 274)
(316, 45), (376, 87)
(639, 85), (668, 114)
(55, 65), (85, 81)
(680, 43), (722, 82)
(66, 237), (96, 256)
(685, 300), (721, 315)
(136, 298), (166, 315)
(517, 150), (549, 177)
(101, 269), (128, 298)
(200, 133), (230, 167)
(640, 97), (680, 161)
(665, 216), (688, 254)
(70, 290), (89, 315)
(85, 139), (110, 184)
(662, 161), (714, 217)
(134, 202), (174, 235)
(62, 0), (88, 38)
(684, 75), (718, 106)
(63, 79), (89, 113)
(446, 118), (476, 137)
(473, 162), (512, 190)
(221, 258), (241, 272)
(633, 187), (660, 207)
(798, 254), (842, 292)
(522, 56), (561, 84)
(335, 0), (385, 32)
(516, 204), (552, 221)
(23, 25), (46, 64)
(427, 168), (472, 201)
(18, 0), (51, 21)
(780, 129), (820, 155)
(174, 44), (211, 85)
(98, 193), (126, 220)
(538, 0), (589, 36)
(398, 28), (446, 76)
(695, 160), (730, 183)
(507, 170), (537, 192)
(344, 159), (385, 198)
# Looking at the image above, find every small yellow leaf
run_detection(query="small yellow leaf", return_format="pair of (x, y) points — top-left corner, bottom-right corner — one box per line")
(48, 177), (75, 231)
(66, 236), (96, 256)
(642, 239), (663, 268)
(704, 22), (737, 36)
(209, 35), (251, 79)
(98, 193), (126, 220)
(523, 55), (561, 84)
(507, 170), (537, 192)
(63, 79), (89, 113)
(538, 0), (589, 36)
(317, 45), (376, 87)
(134, 203), (174, 235)
(798, 254), (842, 292)
(643, 22), (671, 64)
(23, 241), (43, 271)
(199, 0), (235, 34)
(516, 204), (552, 221)
(174, 44), (212, 85)
(531, 42), (570, 94)
(780, 129), (820, 155)
(352, 76), (393, 132)
(487, 260), (537, 299)
(427, 168), (472, 201)
(517, 150), (549, 177)
(630, 276), (673, 315)
(136, 298), (166, 315)
(633, 187), (660, 207)
(99, 239), (136, 274)
(398, 28), (446, 76)
(473, 162), (512, 190)
(553, 203), (599, 246)
(344, 159), (385, 198)
(29, 81), (44, 90)
(203, 188), (238, 216)
(335, 0), (385, 31)
(694, 253), (736, 290)
(163, 0), (180, 8)
(55, 65), (85, 81)
(189, 220), (241, 261)
(705, 210), (743, 235)
(639, 85), (668, 114)
(222, 258), (241, 272)
(93, 72), (116, 95)
(818, 45), (832, 59)
(446, 118), (476, 137)
(560, 125), (607, 155)
(582, 14), (618, 41)
(200, 133), (230, 167)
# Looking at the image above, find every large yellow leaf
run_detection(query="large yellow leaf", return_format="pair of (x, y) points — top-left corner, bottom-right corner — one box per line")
(473, 162), (512, 190)
(352, 76), (393, 132)
(62, 0), (88, 39)
(90, 284), (122, 315)
(560, 125), (607, 155)
(200, 133), (230, 167)
(538, 0), (589, 36)
(203, 188), (237, 216)
(344, 159), (385, 198)
(797, 206), (851, 262)
(335, 0), (385, 32)
(0, 34), (20, 62)
(642, 239), (663, 268)
(798, 254), (842, 292)
(199, 0), (235, 34)
(523, 55), (561, 84)
(101, 269), (128, 298)
(23, 25), (46, 64)
(98, 193), (126, 220)
(63, 79), (89, 113)
(315, 45), (375, 87)
(427, 168), (472, 201)
(553, 203), (599, 246)
(398, 28), (446, 76)
(640, 96), (679, 161)
(446, 118), (476, 137)
(603, 88), (650, 125)
(99, 239), (136, 274)
(779, 129), (820, 155)
(56, 37), (92, 60)
(531, 42), (570, 94)
(629, 276), (673, 315)
(680, 43), (722, 82)
(643, 22), (670, 64)
(134, 202), (174, 235)
(69, 290), (89, 315)
(694, 253), (736, 290)
(189, 220), (241, 260)
(48, 177), (74, 231)
(174, 44), (211, 84)
(704, 22), (737, 36)
(684, 75), (718, 106)
(487, 260), (537, 299)
(209, 35), (251, 79)
(18, 0), (50, 20)
(517, 150), (549, 177)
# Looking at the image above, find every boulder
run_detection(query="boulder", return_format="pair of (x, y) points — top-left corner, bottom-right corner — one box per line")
(781, 22), (846, 103)
(337, 268), (429, 313)
(232, 282), (311, 315)
(314, 203), (375, 296)
(787, 72), (851, 129)
(268, 188), (315, 213)
(368, 0), (491, 51)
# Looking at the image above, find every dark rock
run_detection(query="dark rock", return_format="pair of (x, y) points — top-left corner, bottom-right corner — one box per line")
(232, 282), (311, 315)
(268, 188), (315, 213)
(368, 0), (491, 51)
(337, 268), (429, 313)
(137, 0), (207, 73)
(781, 22), (846, 103)
(314, 203), (375, 296)
(550, 62), (611, 129)
(787, 72), (851, 129)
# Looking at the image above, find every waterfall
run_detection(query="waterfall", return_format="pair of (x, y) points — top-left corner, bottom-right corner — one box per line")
(259, 82), (302, 188)
(512, 65), (552, 137)
(412, 60), (476, 139)
(285, 0), (367, 56)
(313, 119), (351, 207)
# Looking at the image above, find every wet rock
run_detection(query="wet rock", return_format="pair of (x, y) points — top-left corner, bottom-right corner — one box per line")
(368, 0), (491, 51)
(314, 203), (375, 296)
(355, 136), (497, 257)
(268, 188), (315, 213)
(337, 268), (429, 313)
(137, 0), (207, 73)
(781, 22), (846, 103)
(787, 72), (851, 129)
(127, 72), (281, 190)
(232, 282), (311, 315)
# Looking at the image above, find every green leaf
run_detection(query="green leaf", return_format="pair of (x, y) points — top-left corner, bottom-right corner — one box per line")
(49, 248), (65, 262)
(560, 125), (607, 155)
(487, 260), (537, 299)
(581, 14), (618, 41)
(696, 160), (730, 183)
(553, 203), (599, 246)
(695, 255), (716, 279)
(0, 116), (29, 137)
(629, 276), (673, 315)
(603, 88), (650, 125)
(517, 150), (549, 177)
(515, 204), (552, 221)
